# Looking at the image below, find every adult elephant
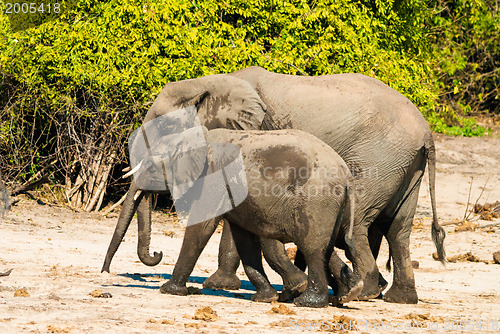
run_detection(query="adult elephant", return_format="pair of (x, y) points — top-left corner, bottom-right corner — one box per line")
(103, 66), (445, 304)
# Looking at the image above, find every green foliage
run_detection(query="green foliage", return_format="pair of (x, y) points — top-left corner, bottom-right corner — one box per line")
(428, 0), (499, 116)
(425, 111), (487, 136)
(0, 0), (496, 185)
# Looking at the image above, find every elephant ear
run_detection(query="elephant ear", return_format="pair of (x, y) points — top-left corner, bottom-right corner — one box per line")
(143, 74), (266, 130)
(195, 74), (267, 130)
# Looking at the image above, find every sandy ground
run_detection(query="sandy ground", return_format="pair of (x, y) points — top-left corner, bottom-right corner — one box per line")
(1, 133), (499, 334)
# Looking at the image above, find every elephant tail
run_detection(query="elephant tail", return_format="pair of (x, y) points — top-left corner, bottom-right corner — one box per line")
(424, 133), (446, 264)
(344, 179), (355, 250)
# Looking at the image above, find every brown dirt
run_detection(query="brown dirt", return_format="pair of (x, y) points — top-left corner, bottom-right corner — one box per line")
(286, 246), (297, 261)
(268, 302), (297, 315)
(193, 306), (218, 321)
(493, 251), (500, 264)
(0, 134), (499, 333)
(13, 288), (29, 297)
(446, 252), (484, 263)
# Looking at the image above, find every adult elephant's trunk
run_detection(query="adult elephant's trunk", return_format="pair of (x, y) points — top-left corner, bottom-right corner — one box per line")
(136, 192), (163, 266)
(101, 181), (144, 272)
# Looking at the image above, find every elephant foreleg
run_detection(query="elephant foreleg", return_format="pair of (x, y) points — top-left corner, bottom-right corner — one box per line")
(160, 218), (220, 296)
(202, 220), (241, 290)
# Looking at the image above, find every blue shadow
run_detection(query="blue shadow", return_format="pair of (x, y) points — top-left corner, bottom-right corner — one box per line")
(105, 273), (336, 302)
(104, 273), (285, 301)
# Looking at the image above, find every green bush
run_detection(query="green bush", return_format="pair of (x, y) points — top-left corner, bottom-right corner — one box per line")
(428, 0), (499, 117)
(0, 0), (496, 201)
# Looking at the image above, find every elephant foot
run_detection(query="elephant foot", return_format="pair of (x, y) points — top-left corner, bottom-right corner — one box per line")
(251, 288), (279, 303)
(356, 273), (387, 301)
(378, 273), (388, 292)
(383, 285), (418, 304)
(338, 279), (363, 304)
(202, 270), (241, 290)
(279, 278), (308, 302)
(294, 290), (329, 308)
(159, 280), (188, 296)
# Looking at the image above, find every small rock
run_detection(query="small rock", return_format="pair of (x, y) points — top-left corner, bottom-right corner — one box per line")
(447, 252), (481, 263)
(493, 251), (500, 264)
(455, 221), (476, 232)
(332, 314), (356, 325)
(46, 325), (71, 333)
(286, 246), (297, 261)
(89, 289), (112, 298)
(14, 288), (29, 297)
(411, 260), (420, 269)
(268, 303), (296, 315)
(164, 230), (175, 238)
(432, 252), (439, 261)
(193, 306), (218, 322)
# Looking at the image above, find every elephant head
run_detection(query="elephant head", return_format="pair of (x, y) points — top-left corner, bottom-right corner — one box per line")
(143, 74), (267, 130)
(102, 121), (212, 272)
(103, 74), (267, 273)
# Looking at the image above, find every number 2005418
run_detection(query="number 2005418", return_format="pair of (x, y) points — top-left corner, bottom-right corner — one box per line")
(5, 3), (60, 14)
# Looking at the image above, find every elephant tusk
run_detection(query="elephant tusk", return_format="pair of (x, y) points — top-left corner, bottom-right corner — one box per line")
(134, 190), (142, 201)
(122, 160), (143, 179)
(122, 166), (131, 173)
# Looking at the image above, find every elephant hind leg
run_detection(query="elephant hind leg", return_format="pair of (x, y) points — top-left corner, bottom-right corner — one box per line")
(328, 251), (363, 304)
(382, 167), (424, 304)
(293, 218), (336, 308)
(229, 223), (278, 303)
(260, 238), (308, 302)
(293, 244), (330, 308)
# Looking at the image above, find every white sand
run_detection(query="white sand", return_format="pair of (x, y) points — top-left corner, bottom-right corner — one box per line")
(1, 134), (499, 333)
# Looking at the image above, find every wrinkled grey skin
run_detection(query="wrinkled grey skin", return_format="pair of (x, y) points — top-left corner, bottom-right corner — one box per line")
(104, 66), (446, 304)
(105, 128), (356, 307)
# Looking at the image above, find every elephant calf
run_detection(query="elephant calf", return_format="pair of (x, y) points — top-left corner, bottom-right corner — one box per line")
(201, 129), (356, 307)
(103, 127), (356, 308)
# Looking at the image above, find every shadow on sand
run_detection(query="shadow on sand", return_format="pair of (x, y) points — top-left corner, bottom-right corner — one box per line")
(102, 273), (343, 305)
